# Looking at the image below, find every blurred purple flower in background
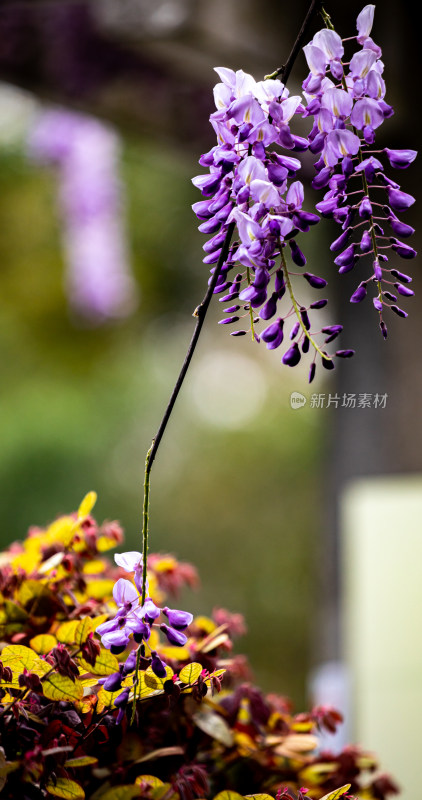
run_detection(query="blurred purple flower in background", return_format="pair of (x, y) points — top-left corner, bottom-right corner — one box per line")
(27, 109), (138, 322)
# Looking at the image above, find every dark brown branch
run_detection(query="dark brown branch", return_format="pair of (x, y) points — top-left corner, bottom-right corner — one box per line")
(265, 0), (322, 83)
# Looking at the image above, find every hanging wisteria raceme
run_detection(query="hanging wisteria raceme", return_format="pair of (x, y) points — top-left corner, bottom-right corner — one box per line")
(28, 109), (138, 323)
(192, 68), (354, 382)
(96, 550), (193, 713)
(302, 4), (417, 338)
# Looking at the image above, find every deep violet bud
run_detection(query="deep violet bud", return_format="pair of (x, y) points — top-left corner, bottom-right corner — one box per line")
(373, 258), (383, 281)
(160, 624), (188, 647)
(387, 187), (415, 212)
(282, 342), (301, 367)
(373, 297), (383, 311)
(312, 167), (332, 189)
(384, 148), (417, 169)
(274, 269), (285, 293)
(230, 330), (247, 336)
(192, 170), (223, 197)
(114, 688), (130, 709)
(289, 240), (306, 266)
(321, 354), (335, 370)
(290, 322), (300, 340)
(342, 156), (354, 177)
(322, 324), (343, 337)
(122, 650), (138, 676)
(261, 318), (284, 349)
(163, 607), (194, 630)
(208, 189), (230, 213)
(259, 292), (278, 320)
(334, 243), (356, 268)
(308, 362), (316, 383)
(360, 230), (372, 252)
(380, 320), (388, 339)
(110, 644), (127, 655)
(389, 217), (415, 238)
(303, 272), (327, 289)
(151, 651), (167, 678)
(335, 349), (355, 358)
(310, 299), (328, 309)
(192, 199), (213, 220)
(390, 239), (417, 259)
(302, 336), (310, 353)
(218, 316), (240, 325)
(198, 217), (221, 235)
(103, 671), (123, 692)
(300, 308), (311, 330)
(359, 196), (373, 219)
(391, 268), (412, 283)
(330, 229), (351, 252)
(391, 305), (408, 318)
(394, 283), (415, 297)
(350, 284), (367, 303)
(383, 291), (397, 302)
(267, 162), (288, 186)
(316, 196), (340, 216)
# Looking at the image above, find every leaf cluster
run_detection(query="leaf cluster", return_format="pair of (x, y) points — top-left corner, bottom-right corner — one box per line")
(0, 496), (398, 800)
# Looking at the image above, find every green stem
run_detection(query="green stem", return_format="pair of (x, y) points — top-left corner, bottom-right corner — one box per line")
(246, 267), (256, 341)
(280, 247), (332, 362)
(141, 444), (153, 606)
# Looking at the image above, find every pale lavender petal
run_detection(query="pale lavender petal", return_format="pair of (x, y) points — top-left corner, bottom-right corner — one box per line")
(356, 5), (375, 42)
(114, 551), (142, 573)
(113, 578), (139, 607)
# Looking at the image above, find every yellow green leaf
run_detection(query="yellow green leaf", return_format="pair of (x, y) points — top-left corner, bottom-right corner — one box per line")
(3, 600), (28, 623)
(158, 645), (190, 662)
(178, 662), (202, 685)
(1, 644), (50, 678)
(64, 756), (98, 768)
(56, 620), (80, 644)
(144, 665), (173, 690)
(213, 792), (244, 800)
(135, 776), (164, 789)
(17, 581), (61, 616)
(319, 787), (352, 800)
(245, 795), (274, 800)
(45, 777), (85, 799)
(96, 536), (119, 553)
(78, 491), (97, 520)
(193, 616), (216, 634)
(30, 634), (57, 655)
(99, 786), (140, 800)
(85, 580), (115, 601)
(75, 617), (94, 645)
(193, 710), (234, 747)
(43, 672), (84, 702)
(78, 648), (119, 676)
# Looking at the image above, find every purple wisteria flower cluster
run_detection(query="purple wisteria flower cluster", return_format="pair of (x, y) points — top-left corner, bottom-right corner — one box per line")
(96, 550), (193, 706)
(303, 4), (417, 337)
(28, 109), (138, 323)
(192, 4), (416, 379)
(192, 68), (347, 382)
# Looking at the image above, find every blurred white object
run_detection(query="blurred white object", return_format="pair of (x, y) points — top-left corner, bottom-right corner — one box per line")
(342, 475), (422, 799)
(308, 660), (351, 753)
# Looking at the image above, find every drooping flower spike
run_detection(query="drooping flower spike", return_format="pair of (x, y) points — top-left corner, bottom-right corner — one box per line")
(302, 4), (417, 338)
(96, 550), (193, 676)
(192, 67), (353, 382)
